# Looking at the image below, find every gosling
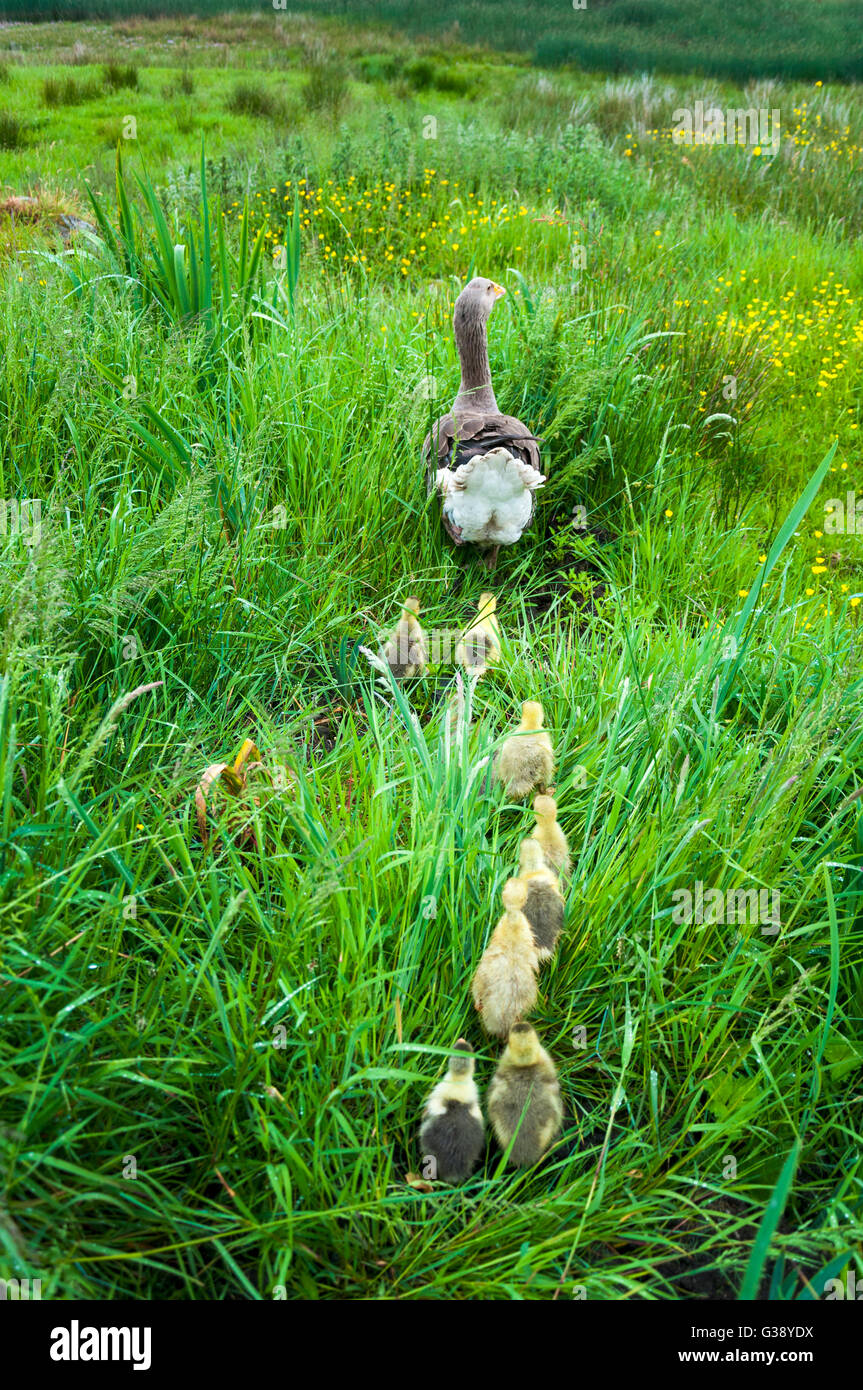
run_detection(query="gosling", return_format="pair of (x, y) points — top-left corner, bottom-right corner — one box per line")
(380, 597), (427, 679)
(517, 838), (565, 961)
(494, 701), (555, 799)
(456, 592), (501, 676)
(418, 1038), (485, 1184)
(528, 794), (571, 879)
(487, 1022), (563, 1167)
(471, 878), (539, 1039)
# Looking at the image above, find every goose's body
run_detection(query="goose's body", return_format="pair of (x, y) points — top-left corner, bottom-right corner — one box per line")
(517, 838), (565, 961)
(456, 591), (501, 675)
(418, 1039), (485, 1184)
(436, 448), (544, 549)
(487, 1023), (562, 1167)
(380, 597), (427, 679)
(471, 879), (539, 1039)
(423, 277), (544, 569)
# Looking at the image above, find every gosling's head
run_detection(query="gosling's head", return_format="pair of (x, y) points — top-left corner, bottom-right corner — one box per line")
(403, 597), (421, 617)
(502, 877), (528, 914)
(519, 838), (546, 875)
(477, 591), (497, 616)
(521, 700), (544, 731)
(507, 1022), (543, 1066)
(448, 1038), (475, 1079)
(534, 794), (557, 822)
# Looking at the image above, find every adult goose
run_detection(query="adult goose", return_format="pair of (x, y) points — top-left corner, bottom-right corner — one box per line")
(423, 277), (545, 570)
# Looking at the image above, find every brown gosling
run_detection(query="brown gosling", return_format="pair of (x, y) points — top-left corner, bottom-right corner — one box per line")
(528, 793), (571, 879)
(494, 700), (555, 799)
(380, 597), (428, 679)
(517, 837), (565, 961)
(487, 1022), (563, 1167)
(418, 1039), (485, 1184)
(471, 878), (539, 1039)
(455, 592), (501, 676)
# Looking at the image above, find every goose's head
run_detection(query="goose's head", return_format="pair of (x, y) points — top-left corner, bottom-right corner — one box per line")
(519, 838), (546, 875)
(521, 700), (544, 731)
(506, 1022), (543, 1067)
(448, 1039), (475, 1079)
(454, 277), (506, 334)
(502, 877), (528, 913)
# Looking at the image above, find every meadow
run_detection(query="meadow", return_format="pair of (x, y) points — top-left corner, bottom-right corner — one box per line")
(0, 11), (862, 1300)
(4, 0), (863, 82)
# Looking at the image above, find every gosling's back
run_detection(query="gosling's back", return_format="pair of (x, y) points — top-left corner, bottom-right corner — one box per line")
(522, 877), (565, 958)
(488, 1029), (562, 1166)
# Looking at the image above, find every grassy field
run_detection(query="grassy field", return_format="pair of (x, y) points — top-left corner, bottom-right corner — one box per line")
(1, 12), (862, 1301)
(4, 0), (863, 81)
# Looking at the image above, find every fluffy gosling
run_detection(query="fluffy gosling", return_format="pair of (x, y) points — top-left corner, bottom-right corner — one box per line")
(471, 878), (539, 1039)
(494, 700), (555, 799)
(487, 1023), (563, 1167)
(418, 1038), (485, 1184)
(455, 592), (501, 676)
(517, 838), (565, 961)
(528, 794), (571, 879)
(380, 597), (427, 679)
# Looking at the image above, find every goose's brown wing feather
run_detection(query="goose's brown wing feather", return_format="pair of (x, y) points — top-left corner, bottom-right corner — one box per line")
(492, 415), (542, 472)
(422, 413), (456, 490)
(423, 411), (541, 484)
(423, 412), (492, 488)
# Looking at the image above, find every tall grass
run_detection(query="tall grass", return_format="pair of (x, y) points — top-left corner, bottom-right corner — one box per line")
(0, 111), (26, 147)
(42, 73), (102, 105)
(6, 0), (861, 81)
(80, 146), (289, 342)
(2, 230), (862, 1296)
(0, 23), (862, 1301)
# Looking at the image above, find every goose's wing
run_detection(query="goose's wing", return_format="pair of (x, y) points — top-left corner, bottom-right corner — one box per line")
(423, 414), (455, 491)
(451, 414), (541, 473)
(493, 415), (542, 472)
(423, 412), (491, 490)
(426, 416), (464, 544)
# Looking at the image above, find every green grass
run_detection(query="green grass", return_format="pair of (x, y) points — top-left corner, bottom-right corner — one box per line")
(0, 15), (862, 1301)
(3, 0), (862, 81)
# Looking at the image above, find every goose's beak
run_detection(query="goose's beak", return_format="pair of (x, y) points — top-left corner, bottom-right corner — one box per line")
(491, 282), (506, 299)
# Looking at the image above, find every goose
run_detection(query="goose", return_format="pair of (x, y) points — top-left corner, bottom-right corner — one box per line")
(379, 596), (428, 679)
(418, 1039), (485, 1184)
(423, 277), (545, 570)
(528, 794), (571, 880)
(517, 838), (565, 961)
(494, 700), (555, 799)
(487, 1023), (563, 1167)
(471, 878), (539, 1039)
(455, 591), (501, 676)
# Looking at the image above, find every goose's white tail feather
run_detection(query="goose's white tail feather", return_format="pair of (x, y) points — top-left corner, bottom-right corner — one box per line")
(437, 448), (545, 546)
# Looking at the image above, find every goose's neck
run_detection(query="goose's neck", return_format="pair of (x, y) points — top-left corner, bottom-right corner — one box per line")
(454, 316), (498, 413)
(447, 1071), (472, 1090)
